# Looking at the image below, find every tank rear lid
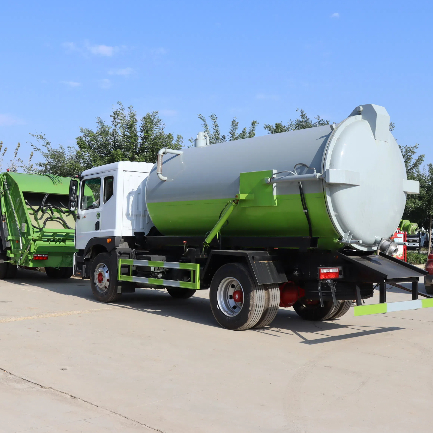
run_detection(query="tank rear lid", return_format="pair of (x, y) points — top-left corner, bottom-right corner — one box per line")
(323, 104), (416, 251)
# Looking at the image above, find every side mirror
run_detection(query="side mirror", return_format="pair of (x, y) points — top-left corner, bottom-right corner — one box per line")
(68, 179), (79, 211)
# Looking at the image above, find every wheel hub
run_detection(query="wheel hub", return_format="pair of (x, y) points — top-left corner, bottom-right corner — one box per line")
(217, 277), (244, 317)
(232, 290), (243, 303)
(94, 263), (109, 293)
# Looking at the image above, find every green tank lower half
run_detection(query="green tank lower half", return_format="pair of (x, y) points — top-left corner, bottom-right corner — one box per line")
(147, 192), (342, 251)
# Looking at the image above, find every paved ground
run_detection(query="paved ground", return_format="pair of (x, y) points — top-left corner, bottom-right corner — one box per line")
(0, 269), (432, 433)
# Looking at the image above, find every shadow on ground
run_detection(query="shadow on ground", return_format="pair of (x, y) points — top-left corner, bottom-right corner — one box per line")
(3, 268), (404, 343)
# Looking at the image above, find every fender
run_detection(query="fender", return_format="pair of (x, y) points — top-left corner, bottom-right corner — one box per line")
(202, 250), (287, 287)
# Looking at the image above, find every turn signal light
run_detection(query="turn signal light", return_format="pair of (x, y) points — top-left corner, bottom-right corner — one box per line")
(319, 267), (340, 280)
(33, 254), (48, 260)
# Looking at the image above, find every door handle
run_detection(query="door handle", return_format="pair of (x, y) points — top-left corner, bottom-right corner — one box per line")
(95, 221), (100, 230)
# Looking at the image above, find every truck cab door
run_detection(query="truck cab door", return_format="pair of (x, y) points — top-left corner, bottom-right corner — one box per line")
(76, 177), (102, 250)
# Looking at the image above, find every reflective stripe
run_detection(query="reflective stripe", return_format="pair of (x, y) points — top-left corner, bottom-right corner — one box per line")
(126, 275), (195, 289)
(354, 304), (387, 316)
(118, 259), (200, 290)
(354, 298), (433, 316)
(422, 298), (433, 308)
(387, 300), (422, 313)
(129, 260), (195, 270)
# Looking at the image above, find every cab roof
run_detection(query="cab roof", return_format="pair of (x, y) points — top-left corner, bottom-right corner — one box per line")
(81, 161), (154, 178)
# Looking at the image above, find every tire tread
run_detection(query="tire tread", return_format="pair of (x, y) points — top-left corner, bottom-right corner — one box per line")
(254, 284), (280, 328)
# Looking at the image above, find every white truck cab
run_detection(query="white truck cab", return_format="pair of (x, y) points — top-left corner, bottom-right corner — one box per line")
(76, 161), (154, 250)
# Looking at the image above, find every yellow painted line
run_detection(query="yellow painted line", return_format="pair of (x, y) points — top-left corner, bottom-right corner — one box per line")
(0, 308), (112, 323)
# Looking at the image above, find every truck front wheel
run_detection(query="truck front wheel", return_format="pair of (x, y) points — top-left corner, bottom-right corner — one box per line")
(90, 253), (121, 303)
(209, 263), (266, 331)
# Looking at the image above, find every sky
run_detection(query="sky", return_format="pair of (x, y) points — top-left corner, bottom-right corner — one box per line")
(1, 0), (432, 168)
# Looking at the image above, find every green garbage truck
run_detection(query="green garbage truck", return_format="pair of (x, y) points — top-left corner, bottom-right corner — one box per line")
(0, 172), (76, 279)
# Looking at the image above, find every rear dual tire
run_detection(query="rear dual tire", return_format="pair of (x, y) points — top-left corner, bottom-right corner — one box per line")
(210, 263), (279, 331)
(293, 299), (352, 321)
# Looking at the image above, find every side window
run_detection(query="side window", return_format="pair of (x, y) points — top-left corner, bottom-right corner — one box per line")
(80, 178), (101, 210)
(103, 176), (114, 203)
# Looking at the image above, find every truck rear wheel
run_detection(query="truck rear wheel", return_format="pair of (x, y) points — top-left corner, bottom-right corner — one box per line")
(90, 253), (121, 303)
(45, 267), (73, 279)
(328, 300), (352, 319)
(167, 288), (196, 299)
(294, 299), (339, 321)
(254, 284), (280, 328)
(6, 263), (17, 279)
(0, 255), (8, 279)
(209, 263), (266, 331)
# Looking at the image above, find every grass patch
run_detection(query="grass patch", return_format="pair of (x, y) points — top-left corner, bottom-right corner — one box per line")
(407, 251), (428, 265)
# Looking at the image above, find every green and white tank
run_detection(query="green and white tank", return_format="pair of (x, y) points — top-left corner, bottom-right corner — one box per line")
(145, 104), (418, 251)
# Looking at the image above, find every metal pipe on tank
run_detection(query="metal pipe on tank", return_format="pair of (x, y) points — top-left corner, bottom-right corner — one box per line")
(266, 173), (323, 184)
(157, 148), (183, 181)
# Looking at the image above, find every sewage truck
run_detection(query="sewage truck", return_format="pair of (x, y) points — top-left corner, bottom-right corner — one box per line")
(69, 104), (430, 330)
(0, 172), (76, 279)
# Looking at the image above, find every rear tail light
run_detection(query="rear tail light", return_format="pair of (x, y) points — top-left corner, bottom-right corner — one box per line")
(319, 267), (340, 280)
(33, 254), (48, 260)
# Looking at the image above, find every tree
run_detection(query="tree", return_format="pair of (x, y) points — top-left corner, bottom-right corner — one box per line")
(77, 103), (183, 168)
(195, 114), (258, 144)
(399, 143), (424, 180)
(264, 109), (329, 134)
(417, 164), (433, 254)
(0, 142), (9, 171)
(399, 143), (426, 226)
(24, 135), (83, 177)
(24, 103), (182, 177)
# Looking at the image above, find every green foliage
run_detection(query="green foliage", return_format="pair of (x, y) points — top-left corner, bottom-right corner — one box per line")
(399, 219), (418, 234)
(417, 164), (433, 225)
(77, 103), (183, 168)
(25, 134), (82, 177)
(195, 114), (258, 144)
(24, 102), (182, 177)
(399, 143), (425, 180)
(402, 161), (433, 253)
(1, 142), (35, 173)
(264, 109), (330, 134)
(0, 141), (9, 171)
(406, 251), (428, 265)
(138, 111), (183, 163)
